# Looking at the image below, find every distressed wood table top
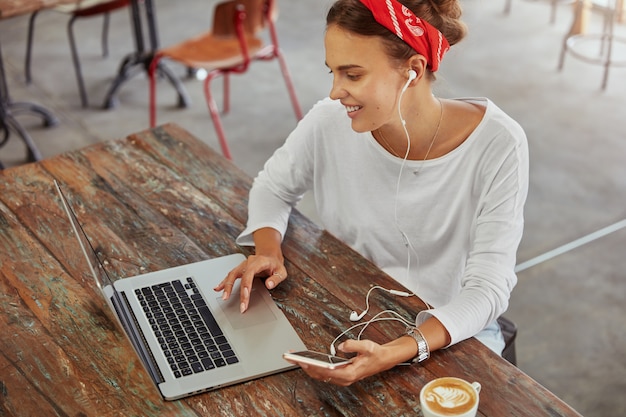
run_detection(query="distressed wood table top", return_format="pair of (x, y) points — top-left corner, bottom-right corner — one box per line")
(0, 123), (582, 417)
(0, 0), (78, 18)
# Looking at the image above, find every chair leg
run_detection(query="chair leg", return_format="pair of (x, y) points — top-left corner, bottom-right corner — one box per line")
(557, 36), (568, 71)
(266, 17), (303, 120)
(275, 49), (303, 120)
(148, 54), (161, 128)
(204, 72), (232, 160)
(600, 8), (616, 90)
(148, 54), (190, 125)
(504, 0), (513, 14)
(102, 12), (111, 57)
(223, 73), (230, 114)
(25, 11), (40, 84)
(68, 15), (89, 108)
(550, 0), (558, 23)
(558, 0), (584, 72)
(601, 57), (610, 90)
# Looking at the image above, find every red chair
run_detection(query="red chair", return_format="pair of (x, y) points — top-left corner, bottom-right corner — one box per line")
(149, 0), (302, 160)
(25, 0), (131, 108)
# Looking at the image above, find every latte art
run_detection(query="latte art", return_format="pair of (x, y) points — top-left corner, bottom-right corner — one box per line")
(426, 386), (472, 409)
(420, 377), (480, 416)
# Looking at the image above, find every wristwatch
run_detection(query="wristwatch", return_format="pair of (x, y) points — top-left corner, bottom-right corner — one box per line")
(405, 326), (430, 363)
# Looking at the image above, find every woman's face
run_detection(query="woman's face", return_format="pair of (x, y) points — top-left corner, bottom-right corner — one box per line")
(325, 24), (405, 133)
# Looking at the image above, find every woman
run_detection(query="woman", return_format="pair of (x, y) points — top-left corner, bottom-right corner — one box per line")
(215, 0), (528, 386)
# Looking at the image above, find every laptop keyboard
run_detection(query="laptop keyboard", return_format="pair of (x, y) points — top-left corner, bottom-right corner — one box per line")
(136, 277), (239, 379)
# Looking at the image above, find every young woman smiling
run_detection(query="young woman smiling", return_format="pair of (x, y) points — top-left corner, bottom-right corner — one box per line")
(215, 0), (529, 386)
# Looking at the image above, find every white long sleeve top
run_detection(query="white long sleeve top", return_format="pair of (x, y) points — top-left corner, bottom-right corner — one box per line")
(237, 97), (529, 346)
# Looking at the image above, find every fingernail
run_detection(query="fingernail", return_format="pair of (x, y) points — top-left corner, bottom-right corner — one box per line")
(267, 280), (275, 289)
(240, 302), (246, 313)
(222, 291), (229, 300)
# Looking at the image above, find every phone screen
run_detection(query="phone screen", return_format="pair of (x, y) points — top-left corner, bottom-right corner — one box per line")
(283, 350), (352, 369)
(296, 350), (348, 363)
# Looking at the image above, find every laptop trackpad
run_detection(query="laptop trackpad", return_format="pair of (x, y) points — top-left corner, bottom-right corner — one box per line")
(216, 285), (277, 330)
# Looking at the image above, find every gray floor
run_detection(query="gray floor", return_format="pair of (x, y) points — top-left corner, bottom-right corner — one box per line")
(1, 1), (625, 416)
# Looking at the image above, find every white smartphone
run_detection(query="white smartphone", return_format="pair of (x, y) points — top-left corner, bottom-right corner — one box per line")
(283, 350), (353, 369)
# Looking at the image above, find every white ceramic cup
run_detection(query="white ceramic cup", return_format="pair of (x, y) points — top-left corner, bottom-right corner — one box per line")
(419, 377), (481, 417)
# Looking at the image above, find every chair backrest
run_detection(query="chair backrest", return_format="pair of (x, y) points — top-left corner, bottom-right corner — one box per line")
(212, 0), (276, 38)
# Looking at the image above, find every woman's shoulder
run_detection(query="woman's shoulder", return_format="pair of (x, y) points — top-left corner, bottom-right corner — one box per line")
(433, 97), (522, 159)
(435, 97), (527, 165)
(446, 98), (526, 150)
(456, 97), (524, 137)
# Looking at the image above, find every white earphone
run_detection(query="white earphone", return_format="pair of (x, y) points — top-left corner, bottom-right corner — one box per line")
(349, 286), (412, 322)
(349, 310), (367, 322)
(400, 69), (417, 96)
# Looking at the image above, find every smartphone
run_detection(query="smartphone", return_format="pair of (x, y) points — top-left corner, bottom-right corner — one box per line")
(283, 350), (353, 369)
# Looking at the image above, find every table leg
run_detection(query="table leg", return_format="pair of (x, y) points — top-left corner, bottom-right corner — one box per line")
(8, 101), (58, 127)
(102, 0), (190, 109)
(0, 42), (56, 167)
(1, 110), (44, 162)
(103, 52), (190, 109)
(102, 52), (143, 109)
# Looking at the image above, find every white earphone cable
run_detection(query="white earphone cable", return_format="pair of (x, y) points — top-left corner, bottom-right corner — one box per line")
(395, 76), (422, 285)
(331, 310), (414, 353)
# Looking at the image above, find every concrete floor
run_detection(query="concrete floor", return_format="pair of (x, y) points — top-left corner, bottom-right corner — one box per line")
(1, 0), (625, 416)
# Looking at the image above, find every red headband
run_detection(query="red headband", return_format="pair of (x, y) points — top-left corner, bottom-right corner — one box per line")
(358, 0), (449, 72)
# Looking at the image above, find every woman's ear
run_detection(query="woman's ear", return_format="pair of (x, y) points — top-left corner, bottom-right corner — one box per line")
(407, 55), (428, 82)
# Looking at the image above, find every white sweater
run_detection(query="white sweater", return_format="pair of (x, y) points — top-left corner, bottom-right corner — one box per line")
(237, 97), (529, 346)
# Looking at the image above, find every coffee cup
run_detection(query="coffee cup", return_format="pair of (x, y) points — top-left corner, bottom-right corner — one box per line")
(419, 377), (481, 417)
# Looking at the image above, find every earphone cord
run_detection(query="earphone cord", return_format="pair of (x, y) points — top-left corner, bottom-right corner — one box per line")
(356, 285), (384, 318)
(355, 310), (415, 339)
(330, 310), (415, 354)
(394, 79), (421, 285)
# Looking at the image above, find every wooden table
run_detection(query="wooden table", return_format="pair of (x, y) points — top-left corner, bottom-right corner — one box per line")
(0, 124), (583, 417)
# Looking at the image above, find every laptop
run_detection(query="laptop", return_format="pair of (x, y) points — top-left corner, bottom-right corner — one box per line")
(55, 181), (307, 400)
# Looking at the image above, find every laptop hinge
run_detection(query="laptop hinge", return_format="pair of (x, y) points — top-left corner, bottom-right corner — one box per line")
(110, 290), (165, 384)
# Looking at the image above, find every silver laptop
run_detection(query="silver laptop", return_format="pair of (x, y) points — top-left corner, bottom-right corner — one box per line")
(55, 181), (306, 400)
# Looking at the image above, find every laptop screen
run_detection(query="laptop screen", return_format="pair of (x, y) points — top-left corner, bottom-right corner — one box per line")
(55, 181), (115, 293)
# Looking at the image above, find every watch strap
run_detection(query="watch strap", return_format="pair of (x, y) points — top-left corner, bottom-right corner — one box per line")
(405, 326), (430, 363)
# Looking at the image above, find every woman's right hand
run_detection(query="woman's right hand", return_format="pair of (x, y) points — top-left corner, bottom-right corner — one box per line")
(213, 228), (286, 313)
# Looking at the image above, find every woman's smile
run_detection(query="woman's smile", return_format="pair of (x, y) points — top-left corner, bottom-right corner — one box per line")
(344, 104), (363, 117)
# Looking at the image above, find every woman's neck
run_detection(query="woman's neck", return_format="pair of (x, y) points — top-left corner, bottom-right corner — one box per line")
(375, 95), (444, 160)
